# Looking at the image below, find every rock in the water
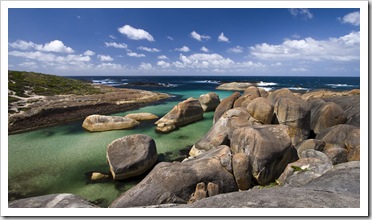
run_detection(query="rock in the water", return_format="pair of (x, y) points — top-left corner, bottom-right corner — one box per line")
(82, 115), (139, 132)
(8, 194), (99, 208)
(230, 125), (298, 185)
(232, 153), (252, 190)
(190, 108), (253, 157)
(198, 92), (220, 112)
(106, 134), (157, 180)
(213, 92), (241, 124)
(216, 82), (255, 91)
(277, 150), (333, 187)
(91, 172), (109, 181)
(109, 145), (238, 208)
(124, 113), (158, 121)
(273, 97), (311, 145)
(155, 98), (204, 133)
(246, 97), (274, 124)
(309, 100), (347, 134)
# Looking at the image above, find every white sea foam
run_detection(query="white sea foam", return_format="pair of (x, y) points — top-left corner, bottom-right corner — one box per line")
(257, 81), (277, 87)
(288, 87), (309, 91)
(326, 83), (353, 87)
(193, 80), (220, 84)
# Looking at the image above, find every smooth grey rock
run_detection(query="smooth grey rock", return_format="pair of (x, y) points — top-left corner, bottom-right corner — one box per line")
(8, 194), (99, 208)
(267, 88), (295, 105)
(106, 134), (157, 180)
(246, 97), (274, 124)
(296, 139), (326, 156)
(309, 101), (347, 134)
(232, 153), (252, 190)
(324, 95), (360, 127)
(198, 92), (220, 112)
(213, 92), (240, 124)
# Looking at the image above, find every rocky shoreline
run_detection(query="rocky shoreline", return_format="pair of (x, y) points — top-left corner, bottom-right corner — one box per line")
(8, 85), (170, 134)
(8, 83), (361, 210)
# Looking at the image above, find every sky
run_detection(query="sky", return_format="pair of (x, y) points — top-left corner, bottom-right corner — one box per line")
(7, 8), (361, 76)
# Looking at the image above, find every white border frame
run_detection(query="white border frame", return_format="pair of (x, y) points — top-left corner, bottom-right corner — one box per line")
(1, 1), (368, 217)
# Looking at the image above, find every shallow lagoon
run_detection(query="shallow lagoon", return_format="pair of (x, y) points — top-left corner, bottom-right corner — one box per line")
(8, 89), (233, 207)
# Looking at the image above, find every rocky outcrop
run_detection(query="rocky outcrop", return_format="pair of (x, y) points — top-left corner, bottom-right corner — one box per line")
(301, 89), (359, 101)
(216, 82), (255, 91)
(198, 92), (220, 112)
(273, 97), (311, 145)
(267, 88), (295, 105)
(82, 115), (139, 132)
(109, 146), (238, 208)
(232, 153), (252, 190)
(190, 108), (253, 157)
(155, 98), (204, 133)
(213, 92), (241, 123)
(324, 95), (360, 127)
(296, 139), (326, 156)
(230, 125), (298, 185)
(176, 161), (360, 208)
(106, 134), (157, 180)
(8, 194), (99, 208)
(124, 113), (158, 121)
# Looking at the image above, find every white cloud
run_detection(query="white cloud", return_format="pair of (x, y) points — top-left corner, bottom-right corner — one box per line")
(177, 53), (234, 69)
(18, 61), (38, 69)
(200, 46), (209, 53)
(291, 34), (301, 39)
(167, 36), (174, 41)
(37, 40), (74, 53)
(9, 40), (74, 53)
(218, 32), (229, 42)
(109, 35), (116, 39)
(175, 46), (190, 52)
(157, 60), (171, 68)
(228, 46), (244, 53)
(83, 50), (95, 56)
(105, 42), (128, 49)
(139, 62), (153, 70)
(190, 31), (211, 41)
(158, 55), (169, 59)
(340, 11), (360, 26)
(118, 25), (154, 41)
(97, 54), (113, 62)
(96, 63), (122, 70)
(250, 31), (360, 62)
(127, 52), (146, 58)
(289, 8), (313, 19)
(138, 46), (160, 52)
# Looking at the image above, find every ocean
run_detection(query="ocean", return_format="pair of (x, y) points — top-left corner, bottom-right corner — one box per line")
(8, 76), (360, 207)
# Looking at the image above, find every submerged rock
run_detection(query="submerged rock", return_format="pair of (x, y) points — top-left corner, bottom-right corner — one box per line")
(109, 146), (237, 208)
(106, 134), (157, 180)
(155, 98), (204, 133)
(82, 114), (139, 132)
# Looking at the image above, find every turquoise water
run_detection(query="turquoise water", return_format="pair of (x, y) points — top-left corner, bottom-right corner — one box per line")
(8, 89), (233, 207)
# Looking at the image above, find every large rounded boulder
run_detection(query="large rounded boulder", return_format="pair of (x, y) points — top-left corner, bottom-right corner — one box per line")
(109, 145), (238, 208)
(155, 98), (204, 133)
(230, 125), (298, 185)
(198, 92), (220, 112)
(246, 97), (274, 124)
(273, 97), (311, 145)
(106, 134), (158, 180)
(82, 115), (139, 132)
(189, 107), (253, 157)
(213, 92), (241, 124)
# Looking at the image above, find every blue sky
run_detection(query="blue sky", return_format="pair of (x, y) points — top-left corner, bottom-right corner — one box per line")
(8, 8), (360, 76)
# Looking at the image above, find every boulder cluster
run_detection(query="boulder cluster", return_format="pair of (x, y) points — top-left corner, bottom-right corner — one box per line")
(11, 86), (360, 208)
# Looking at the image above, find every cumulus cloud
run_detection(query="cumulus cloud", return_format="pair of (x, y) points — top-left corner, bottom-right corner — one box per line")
(340, 11), (360, 26)
(157, 60), (171, 68)
(190, 31), (211, 41)
(167, 36), (174, 41)
(177, 53), (234, 69)
(139, 62), (153, 70)
(138, 46), (160, 52)
(250, 31), (360, 62)
(9, 40), (74, 53)
(18, 61), (38, 69)
(97, 54), (113, 62)
(158, 55), (169, 59)
(96, 62), (122, 70)
(218, 33), (229, 42)
(118, 25), (154, 41)
(175, 46), (190, 52)
(83, 50), (95, 56)
(228, 46), (244, 53)
(200, 46), (209, 53)
(289, 8), (313, 19)
(105, 42), (128, 49)
(127, 52), (146, 57)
